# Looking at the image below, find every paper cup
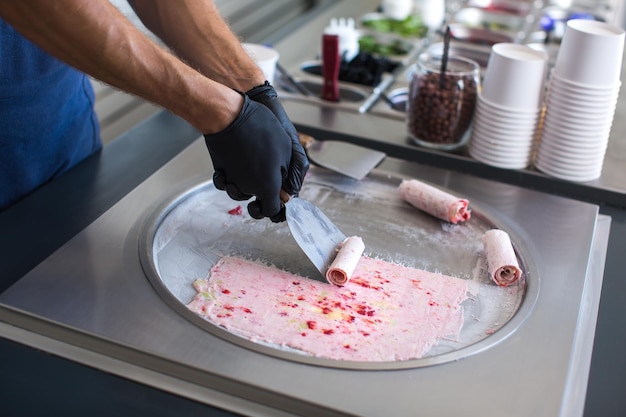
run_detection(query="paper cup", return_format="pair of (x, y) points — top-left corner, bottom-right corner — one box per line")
(545, 105), (619, 124)
(474, 106), (539, 127)
(477, 93), (542, 116)
(541, 123), (611, 144)
(550, 71), (622, 93)
(382, 0), (414, 20)
(538, 127), (610, 148)
(535, 156), (604, 182)
(546, 90), (619, 108)
(536, 157), (604, 175)
(242, 43), (279, 84)
(538, 138), (608, 160)
(470, 135), (535, 154)
(472, 122), (537, 139)
(543, 105), (615, 126)
(552, 19), (625, 87)
(482, 43), (549, 110)
(542, 116), (613, 135)
(469, 145), (531, 169)
(472, 143), (533, 159)
(471, 122), (537, 143)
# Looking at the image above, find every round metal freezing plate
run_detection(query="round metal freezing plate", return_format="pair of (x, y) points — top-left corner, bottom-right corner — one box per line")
(139, 168), (537, 370)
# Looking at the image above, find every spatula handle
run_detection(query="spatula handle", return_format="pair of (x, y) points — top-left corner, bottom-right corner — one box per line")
(280, 189), (291, 204)
(297, 132), (315, 150)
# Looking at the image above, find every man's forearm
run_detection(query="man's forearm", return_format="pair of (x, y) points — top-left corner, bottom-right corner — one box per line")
(0, 0), (242, 134)
(128, 0), (266, 92)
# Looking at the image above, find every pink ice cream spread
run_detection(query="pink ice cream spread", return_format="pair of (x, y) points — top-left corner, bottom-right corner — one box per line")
(398, 179), (471, 224)
(187, 255), (469, 362)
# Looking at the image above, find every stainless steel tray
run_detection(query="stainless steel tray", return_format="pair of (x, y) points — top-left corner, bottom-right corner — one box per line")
(139, 169), (536, 370)
(0, 138), (606, 416)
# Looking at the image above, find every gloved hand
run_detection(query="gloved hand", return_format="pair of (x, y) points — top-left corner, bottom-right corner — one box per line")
(204, 94), (307, 222)
(246, 81), (309, 195)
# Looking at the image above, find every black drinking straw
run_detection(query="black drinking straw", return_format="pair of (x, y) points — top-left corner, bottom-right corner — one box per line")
(440, 25), (451, 90)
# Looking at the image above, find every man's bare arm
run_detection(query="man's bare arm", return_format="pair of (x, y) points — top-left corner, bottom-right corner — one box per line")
(0, 0), (242, 134)
(127, 0), (266, 92)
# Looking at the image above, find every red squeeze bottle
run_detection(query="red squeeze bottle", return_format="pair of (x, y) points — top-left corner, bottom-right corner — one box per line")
(322, 34), (340, 102)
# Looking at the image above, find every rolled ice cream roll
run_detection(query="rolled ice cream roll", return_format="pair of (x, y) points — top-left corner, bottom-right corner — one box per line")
(398, 179), (471, 224)
(326, 236), (365, 286)
(482, 229), (522, 287)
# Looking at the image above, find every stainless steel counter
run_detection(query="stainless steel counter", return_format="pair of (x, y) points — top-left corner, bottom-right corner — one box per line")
(0, 1), (624, 416)
(0, 137), (609, 416)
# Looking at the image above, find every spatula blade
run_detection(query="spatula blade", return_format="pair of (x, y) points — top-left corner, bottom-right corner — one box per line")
(284, 197), (346, 275)
(306, 140), (386, 180)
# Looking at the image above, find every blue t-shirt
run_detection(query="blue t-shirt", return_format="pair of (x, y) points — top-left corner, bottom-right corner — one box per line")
(1, 19), (101, 210)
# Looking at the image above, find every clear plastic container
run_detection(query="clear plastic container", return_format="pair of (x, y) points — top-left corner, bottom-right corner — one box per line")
(407, 52), (480, 151)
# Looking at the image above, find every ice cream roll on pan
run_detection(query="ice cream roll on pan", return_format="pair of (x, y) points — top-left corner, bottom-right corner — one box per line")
(398, 179), (471, 224)
(482, 229), (523, 287)
(326, 236), (365, 286)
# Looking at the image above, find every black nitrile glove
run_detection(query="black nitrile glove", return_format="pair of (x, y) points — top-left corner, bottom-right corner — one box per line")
(204, 95), (301, 222)
(246, 81), (309, 196)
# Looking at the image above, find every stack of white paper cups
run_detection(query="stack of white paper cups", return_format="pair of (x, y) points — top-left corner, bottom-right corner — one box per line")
(535, 19), (625, 182)
(469, 43), (548, 169)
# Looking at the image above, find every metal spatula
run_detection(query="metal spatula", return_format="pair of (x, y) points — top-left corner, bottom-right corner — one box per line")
(280, 190), (345, 277)
(298, 133), (386, 180)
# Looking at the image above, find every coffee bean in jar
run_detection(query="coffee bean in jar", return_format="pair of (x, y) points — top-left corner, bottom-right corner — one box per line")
(407, 53), (480, 150)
